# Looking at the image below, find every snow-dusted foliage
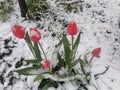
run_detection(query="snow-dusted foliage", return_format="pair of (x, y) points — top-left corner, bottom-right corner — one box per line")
(0, 0), (14, 22)
(0, 0), (120, 90)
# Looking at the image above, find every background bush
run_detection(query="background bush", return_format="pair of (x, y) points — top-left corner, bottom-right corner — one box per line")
(0, 0), (13, 22)
(26, 0), (50, 20)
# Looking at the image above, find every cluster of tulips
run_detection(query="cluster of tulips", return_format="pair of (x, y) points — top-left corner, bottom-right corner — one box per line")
(12, 21), (100, 68)
(12, 24), (51, 69)
(11, 21), (101, 89)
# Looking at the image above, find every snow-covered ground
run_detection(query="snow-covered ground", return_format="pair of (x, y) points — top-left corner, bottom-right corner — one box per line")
(0, 0), (120, 90)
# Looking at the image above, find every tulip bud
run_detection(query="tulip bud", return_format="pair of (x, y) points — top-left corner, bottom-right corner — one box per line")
(92, 48), (101, 57)
(41, 60), (50, 69)
(29, 28), (41, 42)
(67, 21), (77, 35)
(12, 24), (25, 39)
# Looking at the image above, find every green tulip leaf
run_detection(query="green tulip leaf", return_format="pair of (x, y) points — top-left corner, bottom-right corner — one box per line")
(79, 59), (86, 75)
(24, 31), (32, 46)
(57, 53), (65, 68)
(33, 42), (42, 60)
(33, 74), (44, 82)
(62, 34), (71, 69)
(33, 71), (52, 82)
(55, 36), (63, 48)
(84, 52), (90, 64)
(24, 32), (36, 58)
(70, 59), (80, 69)
(39, 79), (58, 90)
(73, 32), (81, 58)
(24, 59), (40, 64)
(15, 66), (41, 75)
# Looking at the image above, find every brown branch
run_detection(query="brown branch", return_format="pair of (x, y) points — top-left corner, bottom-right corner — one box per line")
(17, 0), (27, 18)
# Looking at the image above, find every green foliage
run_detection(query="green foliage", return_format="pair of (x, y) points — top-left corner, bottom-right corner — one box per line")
(38, 79), (59, 90)
(0, 0), (14, 22)
(13, 22), (101, 89)
(26, 0), (50, 20)
(55, 32), (81, 71)
(52, 31), (94, 86)
(52, 32), (81, 78)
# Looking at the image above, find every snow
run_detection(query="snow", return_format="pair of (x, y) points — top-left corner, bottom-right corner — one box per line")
(0, 0), (120, 90)
(0, 0), (4, 2)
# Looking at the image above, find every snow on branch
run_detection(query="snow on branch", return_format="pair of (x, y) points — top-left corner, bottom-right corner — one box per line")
(57, 0), (84, 6)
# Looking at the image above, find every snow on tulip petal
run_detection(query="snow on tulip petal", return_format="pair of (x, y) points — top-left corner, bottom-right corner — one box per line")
(92, 48), (101, 57)
(41, 60), (50, 69)
(29, 28), (41, 42)
(67, 21), (77, 35)
(12, 24), (25, 39)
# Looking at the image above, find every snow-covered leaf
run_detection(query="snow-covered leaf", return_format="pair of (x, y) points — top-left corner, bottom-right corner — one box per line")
(70, 59), (80, 69)
(15, 66), (41, 75)
(33, 74), (44, 82)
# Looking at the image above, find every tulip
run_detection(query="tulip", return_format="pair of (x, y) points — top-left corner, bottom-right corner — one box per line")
(92, 48), (101, 57)
(88, 47), (101, 65)
(67, 21), (77, 36)
(29, 27), (41, 42)
(67, 21), (78, 50)
(12, 24), (25, 39)
(41, 60), (50, 69)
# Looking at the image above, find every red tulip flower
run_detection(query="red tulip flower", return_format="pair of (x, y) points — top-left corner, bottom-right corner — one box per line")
(29, 27), (41, 42)
(41, 60), (50, 69)
(92, 48), (101, 57)
(12, 24), (25, 39)
(67, 21), (77, 35)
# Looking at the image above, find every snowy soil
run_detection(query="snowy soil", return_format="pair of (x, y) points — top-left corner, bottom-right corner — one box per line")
(0, 0), (120, 90)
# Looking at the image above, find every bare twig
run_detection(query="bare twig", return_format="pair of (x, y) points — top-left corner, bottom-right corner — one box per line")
(94, 66), (110, 78)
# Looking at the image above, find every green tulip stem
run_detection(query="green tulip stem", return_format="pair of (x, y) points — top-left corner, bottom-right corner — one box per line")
(39, 42), (47, 60)
(72, 35), (74, 50)
(88, 55), (94, 65)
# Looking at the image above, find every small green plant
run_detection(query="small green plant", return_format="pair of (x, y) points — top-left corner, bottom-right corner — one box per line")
(0, 0), (13, 22)
(26, 0), (50, 20)
(11, 21), (101, 90)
